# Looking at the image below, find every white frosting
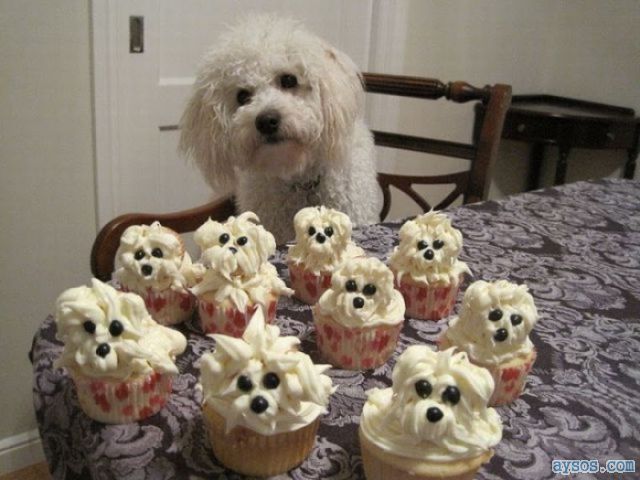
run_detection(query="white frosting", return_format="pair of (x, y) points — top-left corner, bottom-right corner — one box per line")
(199, 308), (335, 435)
(55, 279), (187, 380)
(443, 280), (538, 365)
(114, 221), (202, 292)
(389, 211), (470, 286)
(360, 346), (502, 462)
(287, 206), (364, 273)
(316, 257), (405, 328)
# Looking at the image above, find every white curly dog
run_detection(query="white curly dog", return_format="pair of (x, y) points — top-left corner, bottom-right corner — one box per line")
(179, 16), (381, 244)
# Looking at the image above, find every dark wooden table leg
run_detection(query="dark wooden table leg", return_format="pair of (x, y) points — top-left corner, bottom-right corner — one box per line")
(528, 142), (544, 190)
(555, 144), (571, 185)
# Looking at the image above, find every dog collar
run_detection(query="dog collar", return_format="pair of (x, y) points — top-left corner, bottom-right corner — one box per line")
(289, 175), (322, 205)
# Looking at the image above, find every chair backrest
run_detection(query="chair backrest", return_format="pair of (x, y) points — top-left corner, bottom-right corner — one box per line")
(362, 73), (512, 220)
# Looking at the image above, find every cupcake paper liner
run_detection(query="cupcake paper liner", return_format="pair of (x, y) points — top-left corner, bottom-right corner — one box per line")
(487, 348), (537, 406)
(72, 370), (173, 424)
(197, 296), (278, 337)
(120, 286), (196, 326)
(203, 403), (319, 476)
(395, 276), (460, 321)
(313, 311), (403, 370)
(288, 262), (332, 305)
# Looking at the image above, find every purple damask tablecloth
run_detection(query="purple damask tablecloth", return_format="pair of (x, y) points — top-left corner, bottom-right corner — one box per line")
(32, 178), (640, 479)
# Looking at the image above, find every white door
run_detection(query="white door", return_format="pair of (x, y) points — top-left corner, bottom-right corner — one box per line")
(92, 0), (407, 227)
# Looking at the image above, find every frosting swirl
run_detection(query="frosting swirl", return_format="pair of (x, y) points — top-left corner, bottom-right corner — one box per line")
(443, 280), (538, 365)
(360, 346), (502, 462)
(316, 257), (405, 327)
(199, 308), (335, 435)
(55, 279), (187, 380)
(389, 211), (470, 286)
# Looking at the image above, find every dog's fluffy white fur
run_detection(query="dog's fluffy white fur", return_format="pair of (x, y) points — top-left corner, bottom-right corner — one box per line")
(179, 15), (381, 244)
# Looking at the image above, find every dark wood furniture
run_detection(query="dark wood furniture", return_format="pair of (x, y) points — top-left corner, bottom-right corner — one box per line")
(478, 94), (640, 190)
(91, 74), (512, 282)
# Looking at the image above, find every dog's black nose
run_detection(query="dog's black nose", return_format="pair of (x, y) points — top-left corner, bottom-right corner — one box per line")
(423, 249), (434, 260)
(229, 247), (238, 254)
(96, 343), (111, 358)
(353, 297), (365, 309)
(255, 110), (280, 135)
(315, 233), (326, 244)
(426, 407), (443, 423)
(141, 264), (153, 276)
(494, 328), (509, 342)
(250, 395), (269, 414)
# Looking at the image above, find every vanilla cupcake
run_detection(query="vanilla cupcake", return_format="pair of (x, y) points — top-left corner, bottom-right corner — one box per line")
(360, 346), (502, 480)
(192, 212), (292, 337)
(389, 211), (470, 320)
(312, 257), (405, 370)
(55, 279), (187, 423)
(114, 221), (202, 325)
(439, 280), (538, 405)
(199, 308), (335, 476)
(287, 206), (364, 304)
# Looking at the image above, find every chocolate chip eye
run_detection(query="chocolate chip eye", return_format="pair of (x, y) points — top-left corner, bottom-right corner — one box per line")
(151, 247), (163, 258)
(134, 249), (145, 261)
(511, 314), (523, 326)
(433, 239), (445, 249)
(109, 320), (124, 337)
(308, 226), (316, 236)
(237, 375), (253, 392)
(324, 226), (334, 237)
(488, 309), (503, 321)
(83, 320), (96, 334)
(417, 240), (429, 250)
(219, 233), (230, 245)
(345, 279), (358, 292)
(236, 89), (252, 106)
(415, 379), (432, 398)
(237, 236), (248, 246)
(262, 372), (280, 389)
(280, 74), (298, 89)
(363, 284), (377, 296)
(442, 385), (461, 405)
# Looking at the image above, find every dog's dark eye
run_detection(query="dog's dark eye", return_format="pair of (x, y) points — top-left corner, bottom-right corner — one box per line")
(414, 379), (432, 398)
(417, 240), (428, 250)
(236, 89), (252, 106)
(237, 375), (253, 392)
(488, 309), (503, 321)
(345, 279), (358, 292)
(134, 249), (145, 261)
(511, 313), (523, 326)
(151, 247), (163, 258)
(324, 226), (334, 237)
(262, 372), (280, 389)
(219, 233), (230, 245)
(442, 385), (461, 405)
(83, 320), (96, 334)
(280, 74), (298, 89)
(109, 319), (124, 337)
(433, 239), (445, 249)
(363, 284), (376, 296)
(308, 226), (316, 236)
(237, 236), (248, 246)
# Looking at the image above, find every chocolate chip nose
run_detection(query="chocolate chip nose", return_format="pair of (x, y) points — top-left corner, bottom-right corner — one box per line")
(255, 110), (280, 135)
(426, 407), (443, 423)
(250, 395), (269, 414)
(229, 247), (238, 254)
(353, 297), (365, 309)
(494, 328), (509, 342)
(141, 264), (153, 276)
(96, 343), (111, 358)
(315, 233), (326, 244)
(423, 249), (434, 260)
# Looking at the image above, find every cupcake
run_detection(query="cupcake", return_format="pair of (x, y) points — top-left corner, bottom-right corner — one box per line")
(389, 211), (470, 320)
(359, 346), (502, 480)
(54, 279), (187, 423)
(439, 280), (538, 405)
(287, 206), (364, 304)
(192, 212), (292, 336)
(199, 308), (335, 476)
(114, 221), (202, 325)
(312, 257), (405, 370)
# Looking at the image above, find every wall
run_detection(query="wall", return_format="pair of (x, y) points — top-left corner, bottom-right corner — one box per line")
(0, 0), (95, 470)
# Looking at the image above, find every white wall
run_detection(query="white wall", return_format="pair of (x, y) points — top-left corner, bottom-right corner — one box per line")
(0, 0), (95, 467)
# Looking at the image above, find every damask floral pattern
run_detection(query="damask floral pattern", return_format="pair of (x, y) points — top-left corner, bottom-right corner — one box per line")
(32, 179), (640, 479)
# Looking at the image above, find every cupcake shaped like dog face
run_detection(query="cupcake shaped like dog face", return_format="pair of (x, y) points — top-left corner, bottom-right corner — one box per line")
(200, 308), (335, 435)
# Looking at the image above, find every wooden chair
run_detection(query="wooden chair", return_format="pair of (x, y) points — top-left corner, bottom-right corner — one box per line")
(90, 74), (511, 281)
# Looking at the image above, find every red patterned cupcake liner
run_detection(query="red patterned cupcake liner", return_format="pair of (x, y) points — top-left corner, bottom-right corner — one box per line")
(313, 311), (403, 370)
(198, 297), (278, 337)
(72, 370), (173, 423)
(395, 276), (461, 321)
(288, 262), (332, 305)
(487, 349), (537, 406)
(120, 286), (196, 326)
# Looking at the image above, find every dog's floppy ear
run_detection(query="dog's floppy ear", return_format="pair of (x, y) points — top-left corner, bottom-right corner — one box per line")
(318, 46), (365, 156)
(179, 74), (236, 192)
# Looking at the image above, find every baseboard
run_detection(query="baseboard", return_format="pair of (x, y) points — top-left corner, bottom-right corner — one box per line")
(0, 429), (45, 475)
